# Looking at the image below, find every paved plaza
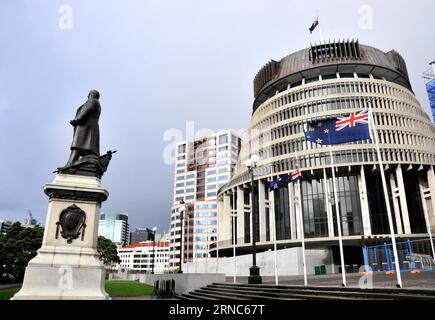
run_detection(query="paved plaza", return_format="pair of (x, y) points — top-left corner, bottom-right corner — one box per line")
(227, 271), (435, 289)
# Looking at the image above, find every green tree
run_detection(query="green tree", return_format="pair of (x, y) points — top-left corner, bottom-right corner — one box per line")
(97, 236), (121, 267)
(0, 222), (44, 284)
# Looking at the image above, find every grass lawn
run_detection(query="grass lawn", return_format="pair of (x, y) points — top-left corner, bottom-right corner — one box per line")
(0, 287), (20, 300)
(0, 281), (154, 299)
(104, 280), (154, 297)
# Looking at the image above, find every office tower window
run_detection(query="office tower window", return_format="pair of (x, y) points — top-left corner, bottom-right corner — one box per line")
(178, 144), (186, 154)
(219, 134), (228, 144)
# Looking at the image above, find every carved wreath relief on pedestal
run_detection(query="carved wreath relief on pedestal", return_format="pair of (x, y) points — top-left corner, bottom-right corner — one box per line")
(55, 204), (87, 244)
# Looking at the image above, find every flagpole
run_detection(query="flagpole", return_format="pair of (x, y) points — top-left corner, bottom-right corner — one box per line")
(316, 10), (324, 42)
(422, 191), (435, 263)
(232, 188), (237, 284)
(269, 167), (279, 285)
(329, 144), (347, 287)
(296, 178), (308, 286)
(319, 26), (324, 43)
(216, 219), (220, 273)
(318, 20), (324, 43)
(294, 155), (308, 286)
(367, 100), (403, 288)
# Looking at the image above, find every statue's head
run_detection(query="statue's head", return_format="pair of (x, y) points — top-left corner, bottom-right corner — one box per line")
(88, 90), (100, 100)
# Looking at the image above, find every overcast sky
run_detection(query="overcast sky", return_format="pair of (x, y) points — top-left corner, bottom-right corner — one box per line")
(0, 0), (434, 234)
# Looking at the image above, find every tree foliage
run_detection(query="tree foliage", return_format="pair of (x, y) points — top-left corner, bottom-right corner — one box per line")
(0, 222), (44, 283)
(0, 226), (121, 283)
(97, 236), (121, 266)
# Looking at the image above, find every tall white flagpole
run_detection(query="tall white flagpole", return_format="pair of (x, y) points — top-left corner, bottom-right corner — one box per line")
(421, 190), (435, 263)
(296, 178), (308, 286)
(318, 22), (324, 43)
(367, 100), (403, 288)
(269, 168), (279, 285)
(293, 155), (308, 286)
(316, 10), (324, 43)
(329, 145), (347, 287)
(272, 195), (279, 285)
(216, 219), (220, 273)
(232, 189), (237, 283)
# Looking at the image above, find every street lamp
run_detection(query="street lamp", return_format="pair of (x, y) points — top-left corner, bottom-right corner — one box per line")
(178, 200), (187, 273)
(245, 154), (262, 284)
(150, 227), (157, 274)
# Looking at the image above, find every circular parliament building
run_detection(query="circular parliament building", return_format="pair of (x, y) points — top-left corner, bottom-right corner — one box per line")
(214, 40), (435, 276)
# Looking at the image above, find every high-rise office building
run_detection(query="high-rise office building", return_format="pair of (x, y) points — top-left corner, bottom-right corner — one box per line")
(423, 61), (435, 123)
(98, 213), (129, 246)
(0, 220), (12, 235)
(169, 130), (241, 270)
(130, 228), (163, 244)
(130, 228), (151, 244)
(216, 40), (435, 272)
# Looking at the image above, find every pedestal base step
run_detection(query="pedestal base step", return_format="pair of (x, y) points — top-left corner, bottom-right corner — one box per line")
(12, 264), (109, 300)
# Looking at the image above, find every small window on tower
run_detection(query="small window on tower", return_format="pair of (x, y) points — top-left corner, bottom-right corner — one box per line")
(178, 144), (186, 154)
(219, 134), (228, 144)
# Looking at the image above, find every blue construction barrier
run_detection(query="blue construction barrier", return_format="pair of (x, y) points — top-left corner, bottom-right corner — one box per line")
(363, 239), (435, 272)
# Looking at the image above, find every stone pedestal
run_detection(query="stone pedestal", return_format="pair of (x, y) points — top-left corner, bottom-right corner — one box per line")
(12, 174), (110, 300)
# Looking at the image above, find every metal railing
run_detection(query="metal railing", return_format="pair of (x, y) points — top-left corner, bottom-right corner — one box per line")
(363, 238), (435, 272)
(153, 279), (175, 298)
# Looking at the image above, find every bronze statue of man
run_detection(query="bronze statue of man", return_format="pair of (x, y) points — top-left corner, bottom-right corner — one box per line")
(65, 90), (101, 166)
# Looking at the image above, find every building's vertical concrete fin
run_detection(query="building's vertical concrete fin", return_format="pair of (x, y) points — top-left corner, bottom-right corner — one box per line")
(396, 165), (411, 234)
(390, 171), (404, 234)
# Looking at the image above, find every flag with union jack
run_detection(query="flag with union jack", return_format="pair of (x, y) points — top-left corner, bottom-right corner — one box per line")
(335, 108), (369, 131)
(268, 170), (302, 192)
(304, 109), (371, 145)
(290, 170), (301, 181)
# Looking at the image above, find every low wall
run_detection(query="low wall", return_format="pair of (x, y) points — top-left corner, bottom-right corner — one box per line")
(108, 271), (143, 281)
(140, 273), (226, 294)
(182, 247), (335, 277)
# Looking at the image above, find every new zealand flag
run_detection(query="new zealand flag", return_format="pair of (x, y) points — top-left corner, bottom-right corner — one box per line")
(304, 109), (371, 145)
(268, 170), (302, 192)
(309, 17), (319, 33)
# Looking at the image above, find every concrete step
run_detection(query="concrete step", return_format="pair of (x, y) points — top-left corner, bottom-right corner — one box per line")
(199, 286), (361, 300)
(195, 288), (285, 300)
(185, 291), (222, 300)
(208, 284), (390, 299)
(191, 288), (249, 300)
(175, 293), (197, 300)
(180, 281), (435, 301)
(215, 283), (435, 296)
(209, 283), (435, 300)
